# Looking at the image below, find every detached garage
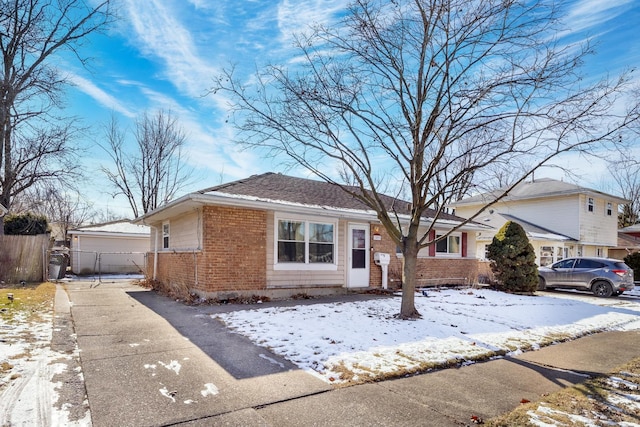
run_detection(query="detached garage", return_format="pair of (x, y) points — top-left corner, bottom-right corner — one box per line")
(69, 220), (150, 275)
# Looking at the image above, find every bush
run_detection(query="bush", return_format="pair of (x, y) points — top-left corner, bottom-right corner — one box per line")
(3, 212), (49, 235)
(487, 221), (538, 293)
(623, 252), (640, 281)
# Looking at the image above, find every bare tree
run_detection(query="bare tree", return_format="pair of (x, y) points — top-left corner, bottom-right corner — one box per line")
(213, 0), (640, 318)
(0, 0), (112, 234)
(100, 111), (194, 218)
(609, 156), (640, 227)
(14, 184), (95, 244)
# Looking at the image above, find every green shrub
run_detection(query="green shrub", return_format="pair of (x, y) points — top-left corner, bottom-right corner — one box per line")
(3, 212), (49, 235)
(623, 252), (640, 281)
(487, 221), (538, 293)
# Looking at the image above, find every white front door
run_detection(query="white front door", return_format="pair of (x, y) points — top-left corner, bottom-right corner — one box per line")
(348, 224), (369, 287)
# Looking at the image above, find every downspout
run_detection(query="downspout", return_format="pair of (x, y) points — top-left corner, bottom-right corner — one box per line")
(143, 223), (158, 281)
(152, 225), (158, 280)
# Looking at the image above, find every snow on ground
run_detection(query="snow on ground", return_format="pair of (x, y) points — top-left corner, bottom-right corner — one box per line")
(0, 310), (90, 426)
(215, 288), (640, 383)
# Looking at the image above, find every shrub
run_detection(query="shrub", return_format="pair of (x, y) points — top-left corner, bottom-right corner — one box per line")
(3, 212), (49, 235)
(487, 221), (538, 293)
(623, 252), (640, 281)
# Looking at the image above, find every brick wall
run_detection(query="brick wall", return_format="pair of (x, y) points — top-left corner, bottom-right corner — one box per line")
(150, 206), (268, 295)
(369, 224), (478, 289)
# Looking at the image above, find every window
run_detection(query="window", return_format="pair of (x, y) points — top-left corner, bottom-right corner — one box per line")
(587, 197), (594, 212)
(276, 218), (335, 265)
(435, 233), (461, 256)
(540, 246), (554, 266)
(162, 222), (170, 249)
(606, 202), (612, 216)
(553, 258), (575, 269)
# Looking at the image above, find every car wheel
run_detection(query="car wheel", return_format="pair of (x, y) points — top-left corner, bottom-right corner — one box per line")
(537, 276), (546, 291)
(592, 281), (613, 298)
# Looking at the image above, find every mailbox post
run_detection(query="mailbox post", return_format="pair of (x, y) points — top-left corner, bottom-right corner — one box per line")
(374, 252), (391, 289)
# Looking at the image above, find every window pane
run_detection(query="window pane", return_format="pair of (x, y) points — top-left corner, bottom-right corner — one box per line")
(310, 243), (333, 263)
(278, 221), (304, 241)
(448, 236), (460, 253)
(310, 223), (333, 243)
(352, 229), (366, 249)
(352, 248), (366, 268)
(278, 242), (305, 262)
(436, 237), (447, 253)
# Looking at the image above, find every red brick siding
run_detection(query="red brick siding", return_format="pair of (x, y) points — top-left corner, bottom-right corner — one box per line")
(150, 206), (267, 294)
(369, 225), (478, 289)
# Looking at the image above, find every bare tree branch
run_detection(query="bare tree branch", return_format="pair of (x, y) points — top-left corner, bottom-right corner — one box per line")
(0, 0), (113, 233)
(212, 0), (640, 318)
(100, 110), (195, 218)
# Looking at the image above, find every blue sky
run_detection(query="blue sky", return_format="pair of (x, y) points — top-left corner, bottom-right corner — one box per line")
(62, 0), (640, 217)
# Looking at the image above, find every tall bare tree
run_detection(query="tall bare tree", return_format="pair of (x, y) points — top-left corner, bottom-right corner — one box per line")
(14, 184), (95, 244)
(609, 156), (640, 227)
(0, 0), (112, 234)
(101, 110), (194, 218)
(214, 0), (640, 318)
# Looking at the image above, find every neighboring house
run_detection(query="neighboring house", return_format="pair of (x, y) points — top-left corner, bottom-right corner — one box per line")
(68, 220), (150, 275)
(609, 231), (640, 261)
(0, 203), (7, 217)
(134, 173), (487, 300)
(450, 178), (627, 266)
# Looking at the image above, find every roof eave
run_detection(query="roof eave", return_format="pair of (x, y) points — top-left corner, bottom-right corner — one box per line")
(135, 191), (484, 230)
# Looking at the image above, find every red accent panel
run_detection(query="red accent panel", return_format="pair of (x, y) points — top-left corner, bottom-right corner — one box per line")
(462, 232), (467, 258)
(428, 229), (436, 257)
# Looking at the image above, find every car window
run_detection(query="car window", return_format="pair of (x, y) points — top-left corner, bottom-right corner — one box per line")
(574, 259), (605, 269)
(553, 259), (575, 269)
(614, 262), (629, 269)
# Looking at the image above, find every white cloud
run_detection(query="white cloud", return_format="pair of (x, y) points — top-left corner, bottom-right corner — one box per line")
(564, 0), (633, 34)
(67, 72), (136, 118)
(121, 0), (219, 98)
(276, 0), (348, 45)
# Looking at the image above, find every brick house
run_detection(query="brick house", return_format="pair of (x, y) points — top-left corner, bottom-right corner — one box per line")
(135, 173), (485, 300)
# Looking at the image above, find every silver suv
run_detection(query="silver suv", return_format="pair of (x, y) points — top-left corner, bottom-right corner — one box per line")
(538, 257), (634, 297)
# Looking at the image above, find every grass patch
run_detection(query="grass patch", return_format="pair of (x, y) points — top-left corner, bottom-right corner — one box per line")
(486, 357), (640, 426)
(0, 282), (56, 323)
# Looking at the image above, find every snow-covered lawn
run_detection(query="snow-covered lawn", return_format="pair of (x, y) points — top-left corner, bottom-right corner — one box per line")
(215, 288), (640, 384)
(0, 303), (89, 426)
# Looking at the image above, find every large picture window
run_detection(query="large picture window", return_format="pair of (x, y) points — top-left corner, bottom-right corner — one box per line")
(277, 218), (335, 265)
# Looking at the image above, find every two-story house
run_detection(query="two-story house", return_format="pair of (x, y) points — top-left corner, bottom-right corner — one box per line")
(450, 178), (627, 266)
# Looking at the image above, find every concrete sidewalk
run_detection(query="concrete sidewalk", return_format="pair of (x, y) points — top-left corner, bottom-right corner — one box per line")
(57, 280), (640, 427)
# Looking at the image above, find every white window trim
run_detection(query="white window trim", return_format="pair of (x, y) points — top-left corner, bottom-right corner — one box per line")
(418, 231), (462, 258)
(161, 221), (170, 250)
(587, 197), (594, 213)
(606, 202), (613, 216)
(273, 214), (338, 271)
(435, 232), (462, 258)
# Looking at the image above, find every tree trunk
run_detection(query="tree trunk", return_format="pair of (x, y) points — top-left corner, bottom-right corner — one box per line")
(399, 234), (421, 319)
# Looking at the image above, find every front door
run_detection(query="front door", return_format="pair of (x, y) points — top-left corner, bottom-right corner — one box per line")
(348, 224), (369, 287)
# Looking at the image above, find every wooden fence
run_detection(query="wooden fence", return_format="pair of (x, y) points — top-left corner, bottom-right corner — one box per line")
(0, 234), (50, 283)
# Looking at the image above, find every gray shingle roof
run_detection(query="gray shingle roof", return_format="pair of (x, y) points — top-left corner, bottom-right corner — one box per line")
(198, 172), (463, 221)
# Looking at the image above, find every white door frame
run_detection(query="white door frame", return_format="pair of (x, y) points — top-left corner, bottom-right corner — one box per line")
(347, 223), (370, 288)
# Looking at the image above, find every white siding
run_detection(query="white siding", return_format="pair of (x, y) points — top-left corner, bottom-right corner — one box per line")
(577, 194), (618, 246)
(149, 209), (201, 251)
